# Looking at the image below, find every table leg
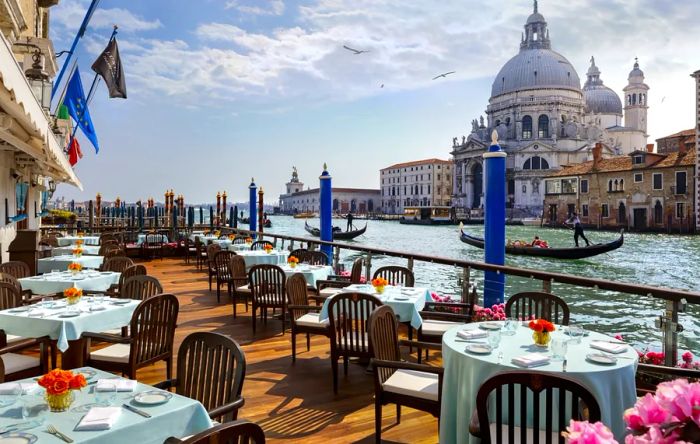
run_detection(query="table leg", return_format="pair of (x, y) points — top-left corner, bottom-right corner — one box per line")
(60, 338), (86, 369)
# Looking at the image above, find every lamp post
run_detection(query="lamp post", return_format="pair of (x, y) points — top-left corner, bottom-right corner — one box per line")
(249, 178), (257, 238)
(482, 130), (507, 307)
(258, 187), (264, 236)
(319, 163), (332, 263)
(222, 191), (227, 227)
(25, 49), (52, 112)
(95, 193), (101, 227)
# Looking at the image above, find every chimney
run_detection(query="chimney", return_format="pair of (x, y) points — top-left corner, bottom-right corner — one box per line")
(646, 144), (655, 153)
(592, 143), (603, 167)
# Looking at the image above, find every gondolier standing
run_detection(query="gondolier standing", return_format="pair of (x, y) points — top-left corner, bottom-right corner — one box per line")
(565, 212), (590, 247)
(346, 212), (354, 231)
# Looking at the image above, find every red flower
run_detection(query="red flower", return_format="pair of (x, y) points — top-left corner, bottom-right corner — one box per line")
(528, 319), (555, 333)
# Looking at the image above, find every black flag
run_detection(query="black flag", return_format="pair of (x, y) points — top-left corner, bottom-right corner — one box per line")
(91, 38), (127, 98)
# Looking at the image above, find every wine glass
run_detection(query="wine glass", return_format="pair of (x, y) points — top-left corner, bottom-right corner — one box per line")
(95, 382), (117, 406)
(568, 325), (584, 344)
(503, 318), (518, 336)
(487, 330), (501, 350)
(551, 335), (568, 361)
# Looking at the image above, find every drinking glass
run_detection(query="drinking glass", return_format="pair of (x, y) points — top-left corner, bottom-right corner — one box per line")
(41, 297), (54, 309)
(551, 336), (568, 361)
(0, 383), (21, 408)
(51, 269), (59, 276)
(503, 318), (518, 336)
(568, 325), (584, 344)
(95, 383), (117, 406)
(487, 330), (501, 349)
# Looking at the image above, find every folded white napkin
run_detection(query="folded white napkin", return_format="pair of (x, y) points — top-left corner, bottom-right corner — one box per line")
(95, 379), (137, 392)
(0, 382), (38, 395)
(75, 407), (122, 431)
(512, 353), (551, 368)
(26, 310), (47, 317)
(456, 330), (488, 340)
(590, 341), (627, 354)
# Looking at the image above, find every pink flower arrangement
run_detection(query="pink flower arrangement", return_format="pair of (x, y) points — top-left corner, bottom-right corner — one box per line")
(473, 302), (506, 321)
(563, 420), (618, 444)
(615, 335), (700, 369)
(430, 291), (457, 303)
(339, 270), (366, 284)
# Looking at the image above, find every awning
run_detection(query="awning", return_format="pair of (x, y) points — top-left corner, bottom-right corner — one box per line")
(0, 32), (82, 189)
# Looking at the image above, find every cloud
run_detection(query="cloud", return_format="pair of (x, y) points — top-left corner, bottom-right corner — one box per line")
(51, 1), (162, 33)
(225, 0), (285, 16)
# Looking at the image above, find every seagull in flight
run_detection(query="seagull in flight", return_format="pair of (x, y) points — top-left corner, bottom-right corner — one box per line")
(343, 45), (370, 55)
(432, 71), (456, 80)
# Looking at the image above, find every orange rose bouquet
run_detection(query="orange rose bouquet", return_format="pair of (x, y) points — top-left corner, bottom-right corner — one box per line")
(68, 262), (82, 275)
(245, 237), (253, 245)
(529, 319), (556, 347)
(75, 239), (84, 246)
(72, 247), (83, 257)
(38, 368), (86, 411)
(63, 287), (83, 305)
(371, 277), (389, 294)
(287, 256), (299, 268)
(264, 244), (274, 254)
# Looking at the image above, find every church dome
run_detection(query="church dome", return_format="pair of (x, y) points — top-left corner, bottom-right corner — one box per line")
(583, 57), (622, 115)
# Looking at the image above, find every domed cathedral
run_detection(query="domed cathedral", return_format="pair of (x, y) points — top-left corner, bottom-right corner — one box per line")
(451, 0), (649, 216)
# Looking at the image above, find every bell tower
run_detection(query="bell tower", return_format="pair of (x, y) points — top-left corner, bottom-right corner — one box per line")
(623, 58), (650, 134)
(286, 166), (303, 195)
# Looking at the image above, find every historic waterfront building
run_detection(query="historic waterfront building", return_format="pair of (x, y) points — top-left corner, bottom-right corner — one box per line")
(451, 1), (649, 217)
(692, 69), (700, 228)
(278, 168), (380, 215)
(380, 158), (452, 214)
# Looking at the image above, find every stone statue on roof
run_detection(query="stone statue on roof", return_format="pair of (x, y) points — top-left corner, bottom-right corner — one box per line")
(471, 119), (479, 133)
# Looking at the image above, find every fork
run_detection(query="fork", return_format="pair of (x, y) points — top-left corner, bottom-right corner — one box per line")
(47, 424), (73, 443)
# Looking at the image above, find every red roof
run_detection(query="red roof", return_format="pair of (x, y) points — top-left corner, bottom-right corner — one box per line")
(549, 149), (696, 177)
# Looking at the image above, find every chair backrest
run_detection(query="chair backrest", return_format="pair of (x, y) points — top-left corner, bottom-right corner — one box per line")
(288, 249), (308, 263)
(0, 282), (23, 310)
(176, 332), (246, 422)
(250, 240), (273, 251)
(475, 371), (601, 444)
(327, 292), (383, 355)
(285, 273), (310, 320)
(40, 236), (59, 247)
(98, 244), (120, 256)
(229, 256), (247, 289)
(248, 265), (286, 306)
(0, 272), (22, 295)
(349, 257), (364, 284)
(122, 275), (163, 301)
(118, 265), (147, 292)
(304, 251), (328, 266)
(101, 256), (134, 273)
(206, 243), (222, 262)
(145, 233), (165, 246)
(194, 237), (203, 253)
(0, 261), (30, 279)
(232, 236), (247, 245)
(101, 239), (119, 247)
(129, 293), (179, 367)
(372, 266), (414, 287)
(179, 420), (265, 444)
(505, 292), (570, 325)
(214, 251), (235, 280)
(368, 305), (401, 385)
(103, 247), (123, 259)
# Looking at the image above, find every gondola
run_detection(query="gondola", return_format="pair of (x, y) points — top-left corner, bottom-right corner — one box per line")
(459, 227), (624, 260)
(263, 219), (272, 228)
(305, 221), (367, 240)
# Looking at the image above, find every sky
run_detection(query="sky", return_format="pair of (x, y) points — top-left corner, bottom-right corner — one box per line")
(50, 0), (700, 204)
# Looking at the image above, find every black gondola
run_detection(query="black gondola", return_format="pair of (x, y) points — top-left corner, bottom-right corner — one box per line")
(305, 221), (367, 240)
(459, 227), (624, 260)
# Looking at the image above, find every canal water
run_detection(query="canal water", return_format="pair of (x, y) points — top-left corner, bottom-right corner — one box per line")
(265, 215), (700, 353)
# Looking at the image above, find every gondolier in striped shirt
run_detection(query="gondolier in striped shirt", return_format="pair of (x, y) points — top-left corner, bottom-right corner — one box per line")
(565, 212), (590, 247)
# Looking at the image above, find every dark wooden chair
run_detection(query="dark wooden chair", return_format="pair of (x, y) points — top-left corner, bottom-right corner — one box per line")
(183, 237), (196, 264)
(101, 256), (134, 273)
(106, 264), (147, 297)
(40, 236), (59, 248)
(505, 291), (570, 325)
(304, 251), (329, 266)
(0, 261), (30, 279)
(213, 251), (236, 303)
(288, 248), (308, 263)
(121, 275), (163, 301)
(141, 233), (165, 260)
(286, 273), (330, 361)
(164, 420), (266, 444)
(248, 264), (287, 335)
(471, 371), (601, 443)
(372, 266), (414, 287)
(636, 363), (700, 396)
(206, 243), (222, 291)
(368, 305), (443, 442)
(194, 237), (206, 270)
(100, 234), (118, 245)
(0, 272), (27, 301)
(229, 255), (250, 318)
(250, 240), (273, 251)
(316, 256), (364, 301)
(85, 293), (179, 380)
(155, 332), (246, 423)
(327, 292), (383, 393)
(232, 236), (247, 245)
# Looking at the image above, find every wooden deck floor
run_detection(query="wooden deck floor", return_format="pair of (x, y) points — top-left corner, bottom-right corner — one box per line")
(132, 258), (440, 443)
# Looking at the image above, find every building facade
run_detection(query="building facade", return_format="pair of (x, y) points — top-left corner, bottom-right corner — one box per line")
(278, 168), (380, 214)
(380, 158), (452, 214)
(543, 143), (696, 232)
(451, 1), (649, 217)
(656, 129), (695, 154)
(692, 70), (700, 228)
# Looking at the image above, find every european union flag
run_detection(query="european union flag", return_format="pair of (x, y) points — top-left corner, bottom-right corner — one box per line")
(63, 67), (99, 153)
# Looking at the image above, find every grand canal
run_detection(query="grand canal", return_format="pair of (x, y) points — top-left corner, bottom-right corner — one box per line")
(264, 215), (700, 352)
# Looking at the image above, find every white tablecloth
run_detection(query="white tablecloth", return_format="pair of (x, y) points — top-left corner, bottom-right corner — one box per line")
(57, 236), (100, 246)
(52, 245), (101, 256)
(38, 255), (104, 274)
(237, 250), (286, 269)
(19, 271), (120, 295)
(279, 264), (332, 287)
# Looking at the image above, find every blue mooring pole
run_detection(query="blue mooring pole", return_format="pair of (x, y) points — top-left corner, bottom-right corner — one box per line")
(483, 130), (507, 307)
(319, 164), (332, 264)
(249, 178), (257, 239)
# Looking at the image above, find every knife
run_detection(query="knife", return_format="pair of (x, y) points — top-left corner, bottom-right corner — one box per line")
(122, 403), (151, 418)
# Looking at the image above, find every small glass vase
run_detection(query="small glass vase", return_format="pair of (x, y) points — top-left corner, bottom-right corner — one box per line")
(70, 270), (79, 276)
(289, 262), (297, 269)
(46, 390), (75, 412)
(532, 331), (551, 347)
(374, 285), (385, 294)
(66, 296), (81, 305)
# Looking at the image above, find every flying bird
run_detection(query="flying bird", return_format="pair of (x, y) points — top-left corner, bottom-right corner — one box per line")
(432, 71), (456, 80)
(661, 96), (666, 103)
(343, 45), (370, 55)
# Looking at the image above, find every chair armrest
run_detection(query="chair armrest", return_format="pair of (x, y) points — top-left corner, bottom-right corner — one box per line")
(22, 295), (44, 305)
(398, 339), (443, 351)
(82, 332), (132, 344)
(208, 397), (245, 419)
(153, 379), (177, 390)
(419, 310), (472, 323)
(163, 438), (183, 444)
(316, 279), (350, 291)
(288, 304), (321, 312)
(468, 409), (482, 437)
(371, 358), (444, 375)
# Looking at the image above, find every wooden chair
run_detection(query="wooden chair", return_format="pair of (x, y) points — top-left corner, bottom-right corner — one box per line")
(636, 363), (700, 396)
(286, 273), (330, 361)
(368, 305), (443, 442)
(206, 244), (222, 292)
(505, 292), (570, 325)
(164, 420), (266, 444)
(101, 256), (134, 273)
(155, 332), (246, 423)
(304, 251), (329, 266)
(0, 261), (30, 279)
(99, 244), (121, 257)
(471, 371), (601, 443)
(40, 236), (59, 247)
(327, 292), (383, 393)
(106, 264), (147, 298)
(229, 255), (250, 318)
(85, 293), (179, 379)
(141, 233), (165, 260)
(250, 240), (273, 251)
(288, 248), (308, 263)
(248, 264), (287, 335)
(122, 275), (163, 301)
(0, 272), (27, 301)
(372, 266), (414, 287)
(184, 237), (196, 264)
(194, 237), (205, 270)
(213, 251), (236, 303)
(316, 256), (364, 300)
(232, 236), (247, 245)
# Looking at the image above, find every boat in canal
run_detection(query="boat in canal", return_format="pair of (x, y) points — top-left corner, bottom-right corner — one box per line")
(399, 206), (453, 225)
(459, 226), (624, 259)
(304, 221), (367, 240)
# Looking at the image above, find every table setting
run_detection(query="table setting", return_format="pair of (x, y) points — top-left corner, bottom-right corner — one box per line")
(56, 236), (100, 247)
(0, 367), (213, 443)
(236, 250), (287, 269)
(19, 271), (119, 296)
(51, 246), (100, 257)
(440, 320), (638, 443)
(38, 256), (104, 275)
(279, 263), (332, 288)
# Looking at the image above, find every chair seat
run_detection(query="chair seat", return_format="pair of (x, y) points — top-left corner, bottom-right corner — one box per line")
(488, 423), (559, 443)
(235, 284), (251, 293)
(382, 369), (439, 402)
(1, 353), (40, 374)
(420, 319), (466, 336)
(90, 343), (131, 364)
(295, 313), (329, 328)
(319, 287), (340, 298)
(5, 334), (24, 344)
(101, 328), (123, 335)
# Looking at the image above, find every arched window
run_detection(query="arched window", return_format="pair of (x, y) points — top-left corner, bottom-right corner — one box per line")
(614, 179), (619, 191)
(619, 179), (624, 191)
(523, 156), (550, 170)
(608, 180), (613, 192)
(618, 202), (626, 224)
(632, 94), (636, 105)
(538, 115), (549, 138)
(654, 200), (663, 224)
(522, 116), (532, 139)
(495, 119), (501, 127)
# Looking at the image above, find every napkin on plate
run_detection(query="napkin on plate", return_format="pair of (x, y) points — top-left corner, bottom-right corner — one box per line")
(0, 382), (37, 395)
(75, 407), (122, 431)
(590, 341), (627, 354)
(96, 379), (137, 392)
(456, 330), (488, 340)
(512, 353), (551, 368)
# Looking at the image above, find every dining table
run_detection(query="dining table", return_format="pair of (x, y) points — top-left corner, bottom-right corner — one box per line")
(279, 264), (333, 288)
(52, 245), (101, 257)
(56, 236), (100, 247)
(0, 367), (213, 444)
(439, 321), (638, 443)
(38, 255), (104, 274)
(236, 250), (287, 270)
(19, 271), (120, 295)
